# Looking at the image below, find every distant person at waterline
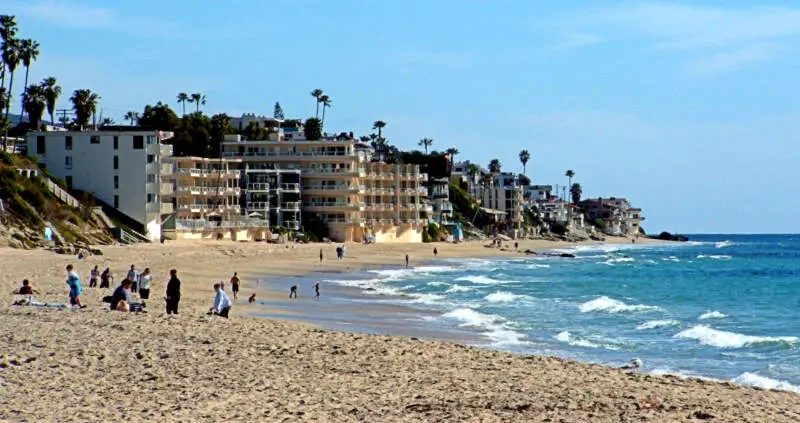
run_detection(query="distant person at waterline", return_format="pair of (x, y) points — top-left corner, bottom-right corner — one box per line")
(405, 254), (409, 268)
(314, 282), (320, 299)
(289, 285), (298, 299)
(230, 272), (240, 300)
(433, 248), (438, 257)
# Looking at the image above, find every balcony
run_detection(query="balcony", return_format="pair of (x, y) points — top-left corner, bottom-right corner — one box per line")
(279, 183), (300, 192)
(176, 186), (241, 196)
(280, 202), (301, 211)
(323, 218), (365, 225)
(160, 183), (174, 195)
(177, 203), (239, 213)
(282, 220), (301, 230)
(175, 168), (240, 178)
(246, 201), (269, 210)
(302, 167), (366, 177)
(175, 219), (270, 231)
(303, 201), (365, 211)
(160, 144), (173, 156)
(222, 150), (357, 159)
(247, 183), (269, 191)
(160, 203), (174, 214)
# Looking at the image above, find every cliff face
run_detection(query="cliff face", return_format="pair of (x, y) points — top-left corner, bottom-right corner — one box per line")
(0, 152), (114, 250)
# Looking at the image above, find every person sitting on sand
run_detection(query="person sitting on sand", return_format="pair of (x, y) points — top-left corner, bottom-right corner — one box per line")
(208, 283), (232, 318)
(65, 264), (86, 309)
(17, 279), (40, 296)
(248, 293), (256, 304)
(110, 279), (133, 311)
(289, 285), (298, 299)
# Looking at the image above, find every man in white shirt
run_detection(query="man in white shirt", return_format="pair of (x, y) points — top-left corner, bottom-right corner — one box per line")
(127, 265), (138, 293)
(209, 283), (232, 318)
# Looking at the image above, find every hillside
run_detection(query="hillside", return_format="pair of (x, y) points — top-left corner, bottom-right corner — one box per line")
(0, 151), (114, 251)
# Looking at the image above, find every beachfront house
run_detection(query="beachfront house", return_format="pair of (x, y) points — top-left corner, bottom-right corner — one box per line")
(428, 177), (453, 224)
(477, 172), (524, 236)
(582, 197), (644, 235)
(26, 129), (175, 241)
(220, 127), (429, 243)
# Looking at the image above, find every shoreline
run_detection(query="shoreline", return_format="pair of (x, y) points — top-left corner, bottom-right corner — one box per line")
(4, 238), (800, 422)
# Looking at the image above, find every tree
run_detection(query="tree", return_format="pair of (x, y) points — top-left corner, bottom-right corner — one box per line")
(488, 158), (502, 174)
(467, 163), (480, 182)
(2, 36), (19, 148)
(16, 38), (38, 122)
(570, 183), (582, 205)
(176, 92), (189, 117)
(273, 101), (285, 119)
(139, 101), (180, 131)
(100, 117), (114, 127)
(0, 15), (18, 114)
(519, 149), (530, 175)
(210, 113), (232, 156)
(372, 120), (386, 139)
(189, 93), (206, 113)
(446, 147), (459, 163)
(70, 89), (100, 130)
(418, 138), (433, 154)
(310, 88), (323, 118)
(124, 110), (140, 126)
(565, 169), (575, 200)
(21, 83), (45, 130)
(303, 117), (322, 140)
(320, 94), (331, 123)
(40, 77), (60, 127)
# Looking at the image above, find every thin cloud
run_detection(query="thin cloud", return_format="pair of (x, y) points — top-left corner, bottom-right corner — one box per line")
(552, 32), (604, 50)
(682, 42), (785, 77)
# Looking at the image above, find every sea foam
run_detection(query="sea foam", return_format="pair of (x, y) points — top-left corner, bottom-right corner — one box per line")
(454, 275), (514, 285)
(674, 325), (799, 349)
(554, 331), (621, 350)
(441, 308), (525, 345)
(698, 310), (727, 320)
(731, 372), (800, 393)
(579, 296), (662, 314)
(636, 320), (681, 330)
(484, 291), (527, 303)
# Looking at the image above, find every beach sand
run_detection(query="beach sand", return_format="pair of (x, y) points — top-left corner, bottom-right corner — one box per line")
(2, 238), (798, 422)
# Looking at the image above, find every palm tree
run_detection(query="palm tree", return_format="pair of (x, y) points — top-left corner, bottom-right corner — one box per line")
(70, 89), (100, 129)
(488, 159), (502, 174)
(372, 120), (386, 139)
(189, 93), (206, 113)
(41, 77), (61, 127)
(17, 38), (39, 122)
(565, 169), (575, 199)
(418, 138), (433, 154)
(21, 83), (45, 130)
(100, 117), (114, 127)
(570, 183), (582, 205)
(310, 88), (323, 118)
(467, 163), (480, 182)
(124, 110), (140, 126)
(2, 36), (19, 149)
(0, 15), (18, 110)
(519, 149), (530, 174)
(320, 94), (331, 123)
(446, 147), (459, 163)
(176, 92), (189, 117)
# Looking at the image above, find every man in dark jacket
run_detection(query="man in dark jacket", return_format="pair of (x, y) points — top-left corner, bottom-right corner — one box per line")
(165, 269), (181, 315)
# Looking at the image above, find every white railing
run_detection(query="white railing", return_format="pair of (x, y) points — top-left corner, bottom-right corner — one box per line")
(223, 150), (356, 158)
(43, 177), (81, 208)
(160, 144), (173, 156)
(281, 220), (301, 229)
(246, 201), (269, 210)
(247, 183), (269, 191)
(176, 168), (240, 177)
(281, 202), (301, 210)
(177, 203), (239, 212)
(304, 202), (364, 208)
(303, 167), (365, 175)
(176, 219), (270, 231)
(279, 183), (300, 191)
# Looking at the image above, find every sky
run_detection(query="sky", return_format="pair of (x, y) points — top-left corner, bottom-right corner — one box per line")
(5, 0), (800, 234)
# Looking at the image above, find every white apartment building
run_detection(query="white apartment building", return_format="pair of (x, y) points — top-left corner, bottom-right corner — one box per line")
(479, 172), (524, 228)
(243, 165), (302, 230)
(26, 130), (174, 241)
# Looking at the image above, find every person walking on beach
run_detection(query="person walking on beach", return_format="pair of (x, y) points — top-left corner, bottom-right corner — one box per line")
(405, 254), (409, 268)
(314, 281), (320, 299)
(289, 285), (298, 299)
(319, 249), (323, 263)
(209, 283), (232, 318)
(100, 267), (112, 289)
(433, 247), (438, 257)
(138, 268), (152, 307)
(89, 265), (99, 288)
(127, 265), (138, 293)
(165, 269), (181, 315)
(65, 264), (86, 309)
(230, 272), (240, 300)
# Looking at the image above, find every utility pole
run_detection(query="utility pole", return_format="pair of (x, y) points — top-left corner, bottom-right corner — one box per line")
(56, 109), (71, 127)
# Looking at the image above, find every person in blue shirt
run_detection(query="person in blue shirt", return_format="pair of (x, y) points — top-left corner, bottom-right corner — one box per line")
(65, 264), (86, 309)
(208, 283), (232, 318)
(110, 279), (133, 311)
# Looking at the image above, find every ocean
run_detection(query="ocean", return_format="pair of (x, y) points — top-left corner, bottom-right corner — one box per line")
(264, 235), (800, 393)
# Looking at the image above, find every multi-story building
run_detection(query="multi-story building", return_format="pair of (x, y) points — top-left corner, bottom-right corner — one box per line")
(160, 156), (269, 240)
(479, 172), (524, 231)
(582, 197), (644, 235)
(221, 133), (428, 243)
(26, 129), (174, 241)
(526, 185), (553, 201)
(243, 165), (302, 230)
(428, 177), (453, 224)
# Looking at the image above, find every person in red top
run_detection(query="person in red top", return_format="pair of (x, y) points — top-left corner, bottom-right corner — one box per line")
(18, 280), (40, 295)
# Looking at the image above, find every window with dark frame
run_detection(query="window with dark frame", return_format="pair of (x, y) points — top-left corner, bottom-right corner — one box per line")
(113, 136), (119, 149)
(114, 195), (119, 208)
(65, 136), (72, 150)
(36, 136), (46, 154)
(113, 155), (119, 170)
(133, 135), (144, 149)
(90, 135), (100, 144)
(114, 175), (119, 189)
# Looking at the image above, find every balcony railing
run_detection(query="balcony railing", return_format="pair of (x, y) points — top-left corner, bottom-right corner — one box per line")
(160, 203), (174, 214)
(222, 150), (356, 158)
(177, 186), (240, 195)
(175, 168), (240, 177)
(323, 218), (365, 224)
(247, 183), (269, 191)
(246, 201), (269, 210)
(304, 201), (365, 209)
(175, 219), (270, 231)
(282, 220), (301, 230)
(279, 183), (300, 191)
(281, 202), (301, 210)
(177, 203), (239, 212)
(303, 167), (365, 175)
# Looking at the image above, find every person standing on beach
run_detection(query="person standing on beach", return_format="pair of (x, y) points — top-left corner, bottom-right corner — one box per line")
(314, 281), (320, 299)
(89, 265), (99, 288)
(433, 247), (438, 257)
(230, 272), (240, 300)
(165, 269), (181, 315)
(100, 268), (112, 289)
(319, 249), (323, 263)
(405, 254), (409, 267)
(209, 283), (232, 318)
(65, 264), (86, 309)
(127, 265), (138, 293)
(138, 268), (152, 307)
(289, 285), (298, 299)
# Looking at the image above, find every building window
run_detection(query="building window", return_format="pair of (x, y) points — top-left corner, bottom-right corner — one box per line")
(147, 193), (155, 203)
(90, 135), (100, 144)
(36, 136), (46, 154)
(133, 135), (144, 150)
(65, 156), (72, 169)
(147, 173), (156, 183)
(147, 135), (156, 145)
(113, 155), (119, 170)
(114, 195), (119, 209)
(65, 175), (72, 189)
(65, 136), (72, 150)
(147, 154), (155, 164)
(114, 175), (119, 189)
(113, 136), (119, 149)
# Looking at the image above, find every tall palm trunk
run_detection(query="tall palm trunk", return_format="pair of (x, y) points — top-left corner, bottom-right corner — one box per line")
(181, 101), (186, 117)
(17, 65), (29, 123)
(3, 70), (15, 150)
(322, 105), (327, 123)
(315, 100), (320, 118)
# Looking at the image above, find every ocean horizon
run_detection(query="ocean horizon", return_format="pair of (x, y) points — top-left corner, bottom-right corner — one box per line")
(257, 234), (800, 393)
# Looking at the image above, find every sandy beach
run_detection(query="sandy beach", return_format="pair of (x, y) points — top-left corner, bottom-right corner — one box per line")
(2, 238), (799, 422)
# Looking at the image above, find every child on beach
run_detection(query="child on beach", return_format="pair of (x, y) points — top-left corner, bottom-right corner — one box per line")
(289, 285), (298, 299)
(65, 264), (86, 309)
(248, 294), (256, 304)
(17, 279), (40, 296)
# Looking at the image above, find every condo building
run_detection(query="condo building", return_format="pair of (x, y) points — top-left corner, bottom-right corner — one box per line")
(26, 129), (175, 241)
(479, 172), (524, 230)
(221, 129), (429, 243)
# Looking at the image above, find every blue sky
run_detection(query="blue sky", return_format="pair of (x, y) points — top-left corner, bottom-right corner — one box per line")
(6, 0), (800, 234)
